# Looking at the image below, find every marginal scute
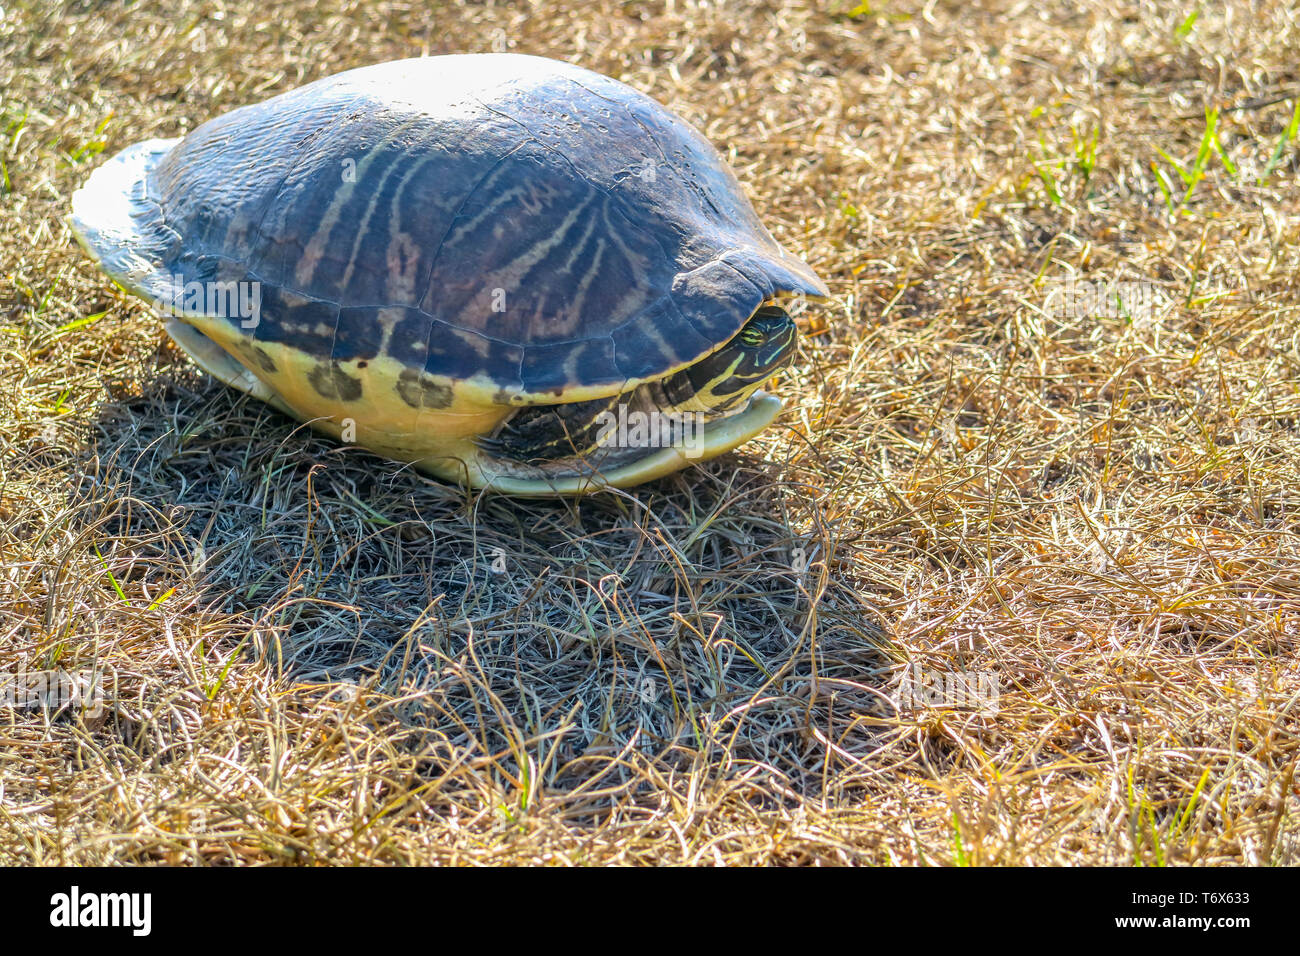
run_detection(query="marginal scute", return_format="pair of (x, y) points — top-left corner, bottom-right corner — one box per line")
(491, 387), (528, 406)
(612, 295), (713, 381)
(252, 347), (277, 372)
(253, 285), (338, 358)
(521, 336), (618, 396)
(307, 363), (363, 402)
(425, 321), (523, 390)
(670, 257), (767, 344)
(395, 369), (454, 409)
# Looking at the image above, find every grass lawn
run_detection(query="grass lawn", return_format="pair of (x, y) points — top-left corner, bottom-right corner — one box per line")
(0, 0), (1297, 864)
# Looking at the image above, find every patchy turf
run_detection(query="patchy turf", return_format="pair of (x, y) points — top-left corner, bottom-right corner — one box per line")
(1, 0), (1298, 865)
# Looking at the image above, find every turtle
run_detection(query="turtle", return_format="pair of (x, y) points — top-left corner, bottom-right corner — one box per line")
(70, 54), (828, 495)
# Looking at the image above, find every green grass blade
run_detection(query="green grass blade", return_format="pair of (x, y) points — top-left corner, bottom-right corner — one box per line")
(92, 544), (129, 605)
(1259, 97), (1300, 183)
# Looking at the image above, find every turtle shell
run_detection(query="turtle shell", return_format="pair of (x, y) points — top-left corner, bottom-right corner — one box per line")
(72, 54), (827, 408)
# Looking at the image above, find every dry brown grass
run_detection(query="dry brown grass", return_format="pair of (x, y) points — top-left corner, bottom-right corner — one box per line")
(1, 0), (1298, 865)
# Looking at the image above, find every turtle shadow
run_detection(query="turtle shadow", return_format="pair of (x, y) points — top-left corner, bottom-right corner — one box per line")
(69, 362), (895, 803)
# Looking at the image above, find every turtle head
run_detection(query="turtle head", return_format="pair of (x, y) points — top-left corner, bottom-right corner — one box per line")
(660, 305), (797, 415)
(468, 304), (799, 493)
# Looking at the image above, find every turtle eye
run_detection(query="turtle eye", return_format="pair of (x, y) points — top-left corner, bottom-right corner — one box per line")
(738, 328), (765, 346)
